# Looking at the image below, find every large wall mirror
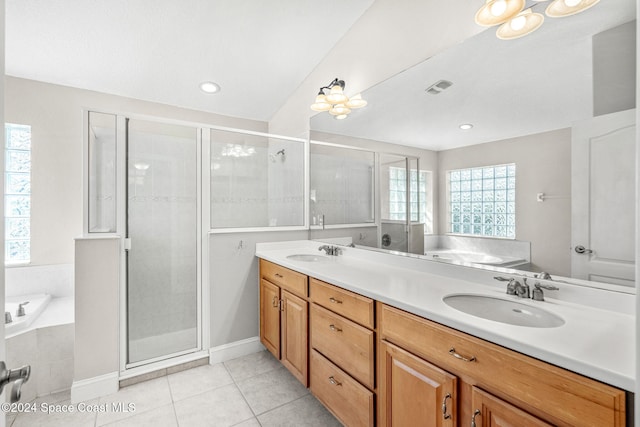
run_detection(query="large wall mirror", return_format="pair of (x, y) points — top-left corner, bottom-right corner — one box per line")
(310, 0), (636, 290)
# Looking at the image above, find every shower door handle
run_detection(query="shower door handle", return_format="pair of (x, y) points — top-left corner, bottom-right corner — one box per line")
(0, 361), (31, 403)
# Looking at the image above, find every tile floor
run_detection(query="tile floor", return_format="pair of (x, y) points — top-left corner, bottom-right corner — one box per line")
(6, 351), (342, 426)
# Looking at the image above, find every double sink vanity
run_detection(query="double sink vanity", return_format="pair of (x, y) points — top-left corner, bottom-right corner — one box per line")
(256, 240), (634, 426)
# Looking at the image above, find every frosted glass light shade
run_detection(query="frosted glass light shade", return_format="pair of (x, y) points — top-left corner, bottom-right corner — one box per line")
(329, 104), (351, 116)
(310, 94), (331, 112)
(545, 0), (600, 17)
(475, 0), (525, 26)
(496, 9), (544, 40)
(346, 93), (367, 109)
(325, 84), (348, 104)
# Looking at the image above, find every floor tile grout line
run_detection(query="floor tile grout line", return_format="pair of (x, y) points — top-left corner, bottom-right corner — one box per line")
(95, 375), (172, 427)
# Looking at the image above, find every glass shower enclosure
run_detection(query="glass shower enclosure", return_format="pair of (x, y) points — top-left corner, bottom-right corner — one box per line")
(126, 119), (200, 366)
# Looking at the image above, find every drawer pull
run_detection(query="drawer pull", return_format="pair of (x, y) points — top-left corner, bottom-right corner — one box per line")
(328, 376), (342, 386)
(274, 273), (284, 278)
(329, 297), (343, 304)
(272, 296), (279, 308)
(329, 324), (343, 332)
(471, 409), (481, 427)
(449, 348), (476, 363)
(442, 393), (452, 420)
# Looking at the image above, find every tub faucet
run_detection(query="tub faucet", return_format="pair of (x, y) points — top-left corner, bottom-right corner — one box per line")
(16, 302), (29, 317)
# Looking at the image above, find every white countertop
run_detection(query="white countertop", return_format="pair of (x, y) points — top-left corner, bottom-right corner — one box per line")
(255, 240), (636, 392)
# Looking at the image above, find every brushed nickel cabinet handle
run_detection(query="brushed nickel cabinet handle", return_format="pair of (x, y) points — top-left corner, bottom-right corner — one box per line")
(329, 297), (343, 304)
(442, 393), (452, 420)
(328, 376), (342, 386)
(329, 324), (342, 332)
(449, 348), (476, 362)
(471, 409), (481, 427)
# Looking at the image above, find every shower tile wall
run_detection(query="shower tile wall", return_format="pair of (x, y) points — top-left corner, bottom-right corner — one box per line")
(127, 128), (198, 362)
(210, 139), (269, 228)
(210, 131), (306, 229)
(267, 141), (305, 227)
(309, 153), (374, 225)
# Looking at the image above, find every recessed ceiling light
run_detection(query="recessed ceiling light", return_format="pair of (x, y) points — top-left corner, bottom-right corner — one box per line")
(200, 81), (221, 94)
(459, 123), (474, 130)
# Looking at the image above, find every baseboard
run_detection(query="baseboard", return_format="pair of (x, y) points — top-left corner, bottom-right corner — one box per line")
(209, 336), (265, 364)
(70, 371), (119, 403)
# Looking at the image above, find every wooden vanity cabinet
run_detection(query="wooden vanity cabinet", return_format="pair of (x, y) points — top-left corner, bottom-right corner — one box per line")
(471, 386), (552, 427)
(309, 278), (376, 427)
(379, 304), (626, 427)
(379, 340), (456, 427)
(259, 260), (309, 386)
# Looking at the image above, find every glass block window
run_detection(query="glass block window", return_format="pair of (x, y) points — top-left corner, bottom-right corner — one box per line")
(448, 164), (515, 238)
(389, 167), (428, 223)
(5, 124), (31, 263)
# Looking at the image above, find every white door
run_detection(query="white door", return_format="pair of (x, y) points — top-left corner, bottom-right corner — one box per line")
(571, 109), (636, 286)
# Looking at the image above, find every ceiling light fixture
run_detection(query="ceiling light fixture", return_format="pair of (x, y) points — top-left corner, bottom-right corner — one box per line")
(475, 0), (600, 40)
(200, 81), (221, 94)
(310, 78), (367, 120)
(475, 0), (526, 26)
(459, 124), (474, 130)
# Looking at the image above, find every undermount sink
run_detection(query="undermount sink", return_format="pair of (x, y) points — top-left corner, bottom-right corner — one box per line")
(286, 254), (329, 262)
(443, 294), (565, 328)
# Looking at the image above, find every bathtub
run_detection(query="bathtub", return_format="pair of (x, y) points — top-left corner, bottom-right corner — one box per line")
(425, 249), (526, 267)
(5, 293), (52, 337)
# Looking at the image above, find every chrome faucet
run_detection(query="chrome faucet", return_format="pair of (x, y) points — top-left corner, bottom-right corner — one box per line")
(497, 276), (559, 301)
(318, 245), (342, 256)
(501, 277), (529, 298)
(4, 312), (12, 324)
(16, 302), (29, 317)
(532, 282), (560, 301)
(536, 272), (553, 280)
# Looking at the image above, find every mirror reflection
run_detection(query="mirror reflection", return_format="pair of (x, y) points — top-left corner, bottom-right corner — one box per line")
(309, 0), (636, 288)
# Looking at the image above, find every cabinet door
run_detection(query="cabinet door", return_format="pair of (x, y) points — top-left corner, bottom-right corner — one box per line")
(281, 289), (308, 386)
(260, 279), (281, 359)
(380, 340), (456, 427)
(471, 387), (552, 427)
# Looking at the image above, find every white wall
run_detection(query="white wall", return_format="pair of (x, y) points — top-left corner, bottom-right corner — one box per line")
(438, 128), (572, 276)
(5, 76), (267, 266)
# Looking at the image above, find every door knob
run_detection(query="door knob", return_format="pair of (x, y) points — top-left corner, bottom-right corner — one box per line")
(574, 245), (593, 254)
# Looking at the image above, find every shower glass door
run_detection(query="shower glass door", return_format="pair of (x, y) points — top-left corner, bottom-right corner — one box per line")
(126, 119), (199, 365)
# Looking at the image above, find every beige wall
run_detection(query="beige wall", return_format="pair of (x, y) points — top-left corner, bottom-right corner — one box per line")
(74, 237), (119, 381)
(5, 76), (267, 266)
(437, 128), (572, 276)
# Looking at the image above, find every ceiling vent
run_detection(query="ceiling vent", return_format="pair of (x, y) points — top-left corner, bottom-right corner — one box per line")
(426, 80), (453, 95)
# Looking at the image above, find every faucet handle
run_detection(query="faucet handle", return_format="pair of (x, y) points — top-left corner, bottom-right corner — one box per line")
(532, 282), (559, 301)
(505, 278), (518, 295)
(535, 283), (559, 291)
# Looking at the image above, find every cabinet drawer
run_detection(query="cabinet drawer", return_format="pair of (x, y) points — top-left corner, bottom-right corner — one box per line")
(310, 349), (374, 427)
(310, 303), (375, 389)
(260, 259), (307, 297)
(380, 304), (626, 427)
(309, 278), (374, 328)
